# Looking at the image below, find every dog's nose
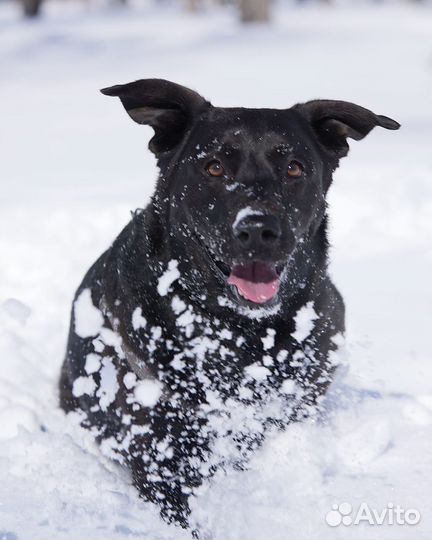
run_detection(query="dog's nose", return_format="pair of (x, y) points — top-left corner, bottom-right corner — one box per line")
(233, 214), (281, 249)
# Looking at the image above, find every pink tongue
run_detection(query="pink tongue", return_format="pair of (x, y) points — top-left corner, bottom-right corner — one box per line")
(227, 275), (280, 304)
(227, 262), (280, 304)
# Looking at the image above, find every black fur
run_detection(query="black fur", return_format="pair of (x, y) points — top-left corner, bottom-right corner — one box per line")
(59, 79), (399, 529)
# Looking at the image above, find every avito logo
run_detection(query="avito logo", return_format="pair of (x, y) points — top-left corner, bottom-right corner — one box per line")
(325, 502), (421, 527)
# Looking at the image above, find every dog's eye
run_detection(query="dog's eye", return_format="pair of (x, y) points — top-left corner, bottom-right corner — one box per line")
(205, 160), (225, 178)
(287, 160), (304, 178)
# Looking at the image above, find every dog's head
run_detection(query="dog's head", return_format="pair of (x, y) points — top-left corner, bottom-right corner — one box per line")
(102, 79), (399, 312)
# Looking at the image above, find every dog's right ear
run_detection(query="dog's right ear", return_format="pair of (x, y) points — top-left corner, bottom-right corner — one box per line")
(101, 79), (211, 155)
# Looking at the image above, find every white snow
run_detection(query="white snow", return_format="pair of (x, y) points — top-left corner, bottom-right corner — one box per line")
(123, 372), (137, 390)
(218, 328), (233, 340)
(72, 375), (97, 397)
(171, 295), (187, 315)
(157, 260), (180, 296)
(245, 362), (271, 382)
(73, 288), (104, 338)
(218, 294), (282, 320)
(276, 349), (289, 363)
(0, 405), (38, 440)
(2, 298), (32, 325)
(176, 309), (195, 328)
(131, 306), (147, 330)
(134, 379), (163, 408)
(171, 355), (186, 371)
(85, 353), (101, 374)
(1, 1), (432, 538)
(261, 328), (276, 350)
(232, 206), (264, 229)
(96, 358), (119, 411)
(99, 327), (122, 349)
(262, 354), (273, 367)
(291, 301), (319, 343)
(280, 379), (297, 395)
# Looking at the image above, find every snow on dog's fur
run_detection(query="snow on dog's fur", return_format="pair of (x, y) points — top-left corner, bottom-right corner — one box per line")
(59, 79), (399, 529)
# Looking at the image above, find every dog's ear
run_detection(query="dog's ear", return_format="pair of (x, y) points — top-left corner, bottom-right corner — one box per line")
(101, 79), (211, 155)
(294, 100), (400, 158)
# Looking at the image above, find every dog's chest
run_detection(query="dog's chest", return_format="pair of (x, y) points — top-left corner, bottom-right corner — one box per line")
(76, 294), (333, 482)
(117, 313), (304, 471)
(119, 298), (318, 433)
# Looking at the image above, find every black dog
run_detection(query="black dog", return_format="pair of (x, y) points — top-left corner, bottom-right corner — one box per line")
(59, 79), (399, 528)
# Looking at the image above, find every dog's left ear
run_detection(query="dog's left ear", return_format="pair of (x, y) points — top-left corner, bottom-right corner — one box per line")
(294, 100), (400, 158)
(101, 79), (211, 155)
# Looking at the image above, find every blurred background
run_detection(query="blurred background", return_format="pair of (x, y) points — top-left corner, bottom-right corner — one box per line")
(0, 0), (432, 538)
(4, 0), (432, 22)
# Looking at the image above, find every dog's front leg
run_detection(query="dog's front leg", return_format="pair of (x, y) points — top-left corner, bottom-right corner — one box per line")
(126, 413), (208, 529)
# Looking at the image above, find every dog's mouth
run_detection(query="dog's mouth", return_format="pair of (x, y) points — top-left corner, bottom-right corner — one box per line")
(227, 262), (280, 304)
(213, 258), (283, 305)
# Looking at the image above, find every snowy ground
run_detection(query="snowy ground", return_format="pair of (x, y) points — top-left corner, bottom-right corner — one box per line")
(1, 0), (432, 538)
